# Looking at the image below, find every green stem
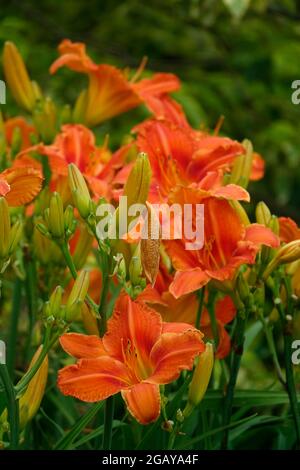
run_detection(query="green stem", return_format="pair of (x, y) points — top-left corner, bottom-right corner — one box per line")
(221, 309), (246, 449)
(195, 287), (205, 329)
(7, 278), (22, 379)
(60, 241), (98, 313)
(274, 276), (300, 446)
(258, 310), (285, 386)
(167, 422), (179, 450)
(15, 326), (55, 397)
(0, 364), (19, 449)
(207, 291), (219, 348)
(24, 257), (38, 361)
(98, 251), (110, 337)
(102, 396), (115, 450)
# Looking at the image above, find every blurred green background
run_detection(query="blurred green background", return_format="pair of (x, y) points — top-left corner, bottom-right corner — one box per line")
(0, 0), (300, 221)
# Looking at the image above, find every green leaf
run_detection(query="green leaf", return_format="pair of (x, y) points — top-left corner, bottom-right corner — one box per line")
(72, 420), (126, 448)
(54, 401), (104, 450)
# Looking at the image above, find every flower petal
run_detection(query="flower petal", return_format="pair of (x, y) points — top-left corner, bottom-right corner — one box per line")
(122, 383), (161, 425)
(103, 292), (162, 364)
(58, 357), (131, 402)
(169, 269), (210, 298)
(213, 184), (250, 202)
(1, 167), (43, 206)
(245, 224), (280, 248)
(59, 333), (106, 359)
(162, 322), (194, 334)
(279, 217), (300, 243)
(148, 330), (205, 384)
(0, 178), (10, 197)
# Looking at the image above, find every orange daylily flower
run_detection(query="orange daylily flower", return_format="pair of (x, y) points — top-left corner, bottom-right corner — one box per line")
(4, 117), (36, 151)
(50, 39), (180, 126)
(279, 217), (300, 243)
(139, 265), (236, 359)
(164, 186), (279, 298)
(278, 217), (300, 297)
(18, 124), (118, 200)
(134, 119), (246, 199)
(58, 292), (204, 424)
(0, 166), (43, 206)
(133, 119), (265, 200)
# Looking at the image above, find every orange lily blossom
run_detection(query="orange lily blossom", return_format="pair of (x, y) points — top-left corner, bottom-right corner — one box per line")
(138, 266), (236, 359)
(50, 39), (180, 126)
(17, 124), (122, 200)
(278, 217), (300, 297)
(4, 117), (36, 151)
(279, 216), (300, 243)
(58, 292), (205, 424)
(0, 166), (43, 206)
(133, 119), (248, 200)
(164, 185), (280, 298)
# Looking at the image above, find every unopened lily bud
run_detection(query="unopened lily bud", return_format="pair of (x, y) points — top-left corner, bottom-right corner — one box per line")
(18, 346), (48, 428)
(129, 245), (143, 286)
(49, 286), (64, 319)
(230, 139), (253, 188)
(230, 200), (250, 226)
(0, 197), (11, 258)
(81, 302), (99, 335)
(8, 219), (23, 254)
(236, 273), (250, 303)
(113, 253), (127, 281)
(72, 225), (93, 270)
(123, 153), (152, 206)
(253, 284), (265, 309)
(269, 215), (279, 236)
(68, 164), (92, 219)
(183, 342), (214, 417)
(141, 203), (160, 286)
(263, 240), (300, 280)
(35, 222), (51, 240)
(31, 80), (43, 101)
(64, 205), (76, 238)
(66, 271), (90, 321)
(256, 201), (271, 227)
(49, 192), (65, 239)
(3, 41), (36, 112)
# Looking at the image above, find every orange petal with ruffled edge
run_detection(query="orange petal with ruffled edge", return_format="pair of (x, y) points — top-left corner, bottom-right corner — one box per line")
(60, 333), (106, 359)
(50, 39), (96, 74)
(213, 184), (250, 202)
(162, 322), (194, 334)
(0, 178), (10, 197)
(5, 117), (36, 151)
(57, 357), (131, 402)
(169, 269), (210, 299)
(103, 293), (162, 365)
(245, 224), (280, 248)
(148, 330), (204, 384)
(279, 217), (300, 243)
(0, 167), (43, 206)
(122, 383), (161, 425)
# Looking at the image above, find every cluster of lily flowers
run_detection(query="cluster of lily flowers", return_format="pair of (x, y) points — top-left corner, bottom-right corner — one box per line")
(0, 39), (300, 445)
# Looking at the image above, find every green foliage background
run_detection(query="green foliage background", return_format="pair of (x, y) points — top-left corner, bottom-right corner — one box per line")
(0, 0), (300, 219)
